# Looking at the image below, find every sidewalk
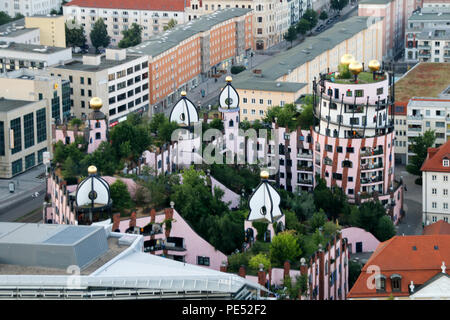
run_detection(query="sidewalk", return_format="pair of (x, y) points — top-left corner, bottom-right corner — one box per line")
(0, 164), (47, 212)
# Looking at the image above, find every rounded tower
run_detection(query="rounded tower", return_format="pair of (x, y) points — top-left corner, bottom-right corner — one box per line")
(312, 56), (397, 204)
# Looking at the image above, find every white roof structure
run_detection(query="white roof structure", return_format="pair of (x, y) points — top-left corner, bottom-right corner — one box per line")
(0, 222), (265, 300)
(218, 81), (240, 112)
(169, 94), (199, 126)
(247, 173), (283, 223)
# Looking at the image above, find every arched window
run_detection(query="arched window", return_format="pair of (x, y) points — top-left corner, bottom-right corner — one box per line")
(342, 160), (352, 168)
(390, 274), (402, 292)
(229, 133), (234, 140)
(376, 274), (386, 292)
(229, 119), (234, 127)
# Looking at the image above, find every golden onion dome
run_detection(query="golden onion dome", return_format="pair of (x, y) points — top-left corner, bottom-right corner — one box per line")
(88, 165), (97, 175)
(340, 54), (355, 66)
(260, 170), (270, 180)
(181, 90), (187, 97)
(225, 76), (233, 83)
(89, 97), (103, 110)
(368, 59), (381, 72)
(349, 61), (363, 75)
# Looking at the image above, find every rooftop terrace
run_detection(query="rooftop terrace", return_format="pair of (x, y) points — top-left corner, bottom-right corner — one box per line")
(324, 71), (387, 85)
(394, 62), (450, 103)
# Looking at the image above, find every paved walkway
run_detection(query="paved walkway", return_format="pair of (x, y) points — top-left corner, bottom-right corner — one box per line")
(395, 165), (423, 236)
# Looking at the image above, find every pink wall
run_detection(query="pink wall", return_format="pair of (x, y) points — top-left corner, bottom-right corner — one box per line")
(87, 119), (108, 154)
(117, 210), (227, 271)
(341, 227), (380, 253)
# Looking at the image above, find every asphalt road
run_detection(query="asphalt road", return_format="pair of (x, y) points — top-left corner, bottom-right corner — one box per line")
(0, 186), (46, 222)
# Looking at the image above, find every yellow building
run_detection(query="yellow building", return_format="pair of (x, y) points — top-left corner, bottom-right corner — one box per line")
(233, 16), (384, 121)
(25, 15), (66, 48)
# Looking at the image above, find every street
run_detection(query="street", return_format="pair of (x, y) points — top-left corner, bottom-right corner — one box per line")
(395, 165), (423, 235)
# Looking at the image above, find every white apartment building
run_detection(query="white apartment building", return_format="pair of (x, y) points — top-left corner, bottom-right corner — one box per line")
(406, 97), (450, 163)
(63, 0), (187, 46)
(0, 42), (72, 73)
(405, 10), (450, 63)
(49, 48), (149, 126)
(394, 113), (408, 164)
(421, 139), (450, 225)
(187, 0), (291, 50)
(1, 0), (62, 17)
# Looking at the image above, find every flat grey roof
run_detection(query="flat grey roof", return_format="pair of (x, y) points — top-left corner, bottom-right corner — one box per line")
(0, 42), (69, 54)
(416, 28), (450, 40)
(409, 12), (450, 21)
(234, 80), (307, 93)
(0, 18), (39, 38)
(233, 16), (377, 90)
(128, 8), (252, 57)
(0, 98), (35, 112)
(53, 55), (143, 72)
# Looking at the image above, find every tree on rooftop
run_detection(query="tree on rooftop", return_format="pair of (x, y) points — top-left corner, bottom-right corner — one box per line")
(118, 23), (143, 48)
(209, 118), (224, 131)
(249, 253), (271, 271)
(375, 215), (396, 242)
(296, 18), (310, 36)
(406, 129), (436, 183)
(90, 18), (110, 53)
(110, 179), (134, 211)
(269, 231), (302, 267)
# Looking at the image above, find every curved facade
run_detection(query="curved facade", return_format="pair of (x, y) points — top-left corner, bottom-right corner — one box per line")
(312, 70), (397, 203)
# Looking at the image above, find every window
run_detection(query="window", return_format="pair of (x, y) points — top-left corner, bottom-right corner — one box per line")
(88, 78), (92, 85)
(243, 98), (247, 103)
(342, 160), (352, 168)
(376, 87), (383, 95)
(355, 90), (364, 97)
(445, 176), (448, 182)
(0, 122), (4, 156)
(11, 159), (23, 175)
(36, 109), (46, 143)
(80, 77), (84, 84)
(444, 203), (448, 210)
(346, 147), (354, 153)
(432, 202), (437, 209)
(444, 189), (448, 196)
(444, 159), (450, 167)
(376, 275), (386, 292)
(10, 118), (22, 154)
(23, 113), (34, 149)
(337, 146), (343, 153)
(432, 188), (437, 195)
(432, 175), (437, 181)
(197, 256), (210, 266)
(391, 276), (401, 292)
(25, 153), (35, 170)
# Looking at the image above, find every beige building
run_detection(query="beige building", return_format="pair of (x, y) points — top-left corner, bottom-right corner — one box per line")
(0, 98), (50, 178)
(25, 15), (66, 48)
(233, 16), (384, 121)
(49, 48), (149, 126)
(187, 0), (291, 50)
(0, 69), (71, 124)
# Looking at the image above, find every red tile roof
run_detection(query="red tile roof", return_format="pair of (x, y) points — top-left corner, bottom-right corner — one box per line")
(421, 140), (450, 173)
(348, 235), (450, 298)
(423, 220), (450, 235)
(65, 0), (188, 11)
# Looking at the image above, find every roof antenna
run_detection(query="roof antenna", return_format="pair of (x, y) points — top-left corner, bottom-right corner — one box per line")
(409, 281), (414, 293)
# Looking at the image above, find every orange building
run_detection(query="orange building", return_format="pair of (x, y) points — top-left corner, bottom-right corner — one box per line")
(128, 8), (253, 114)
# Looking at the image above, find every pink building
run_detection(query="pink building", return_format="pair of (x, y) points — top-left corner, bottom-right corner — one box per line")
(228, 232), (349, 300)
(341, 227), (381, 253)
(52, 98), (108, 154)
(117, 208), (228, 271)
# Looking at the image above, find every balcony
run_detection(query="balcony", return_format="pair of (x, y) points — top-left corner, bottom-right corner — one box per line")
(297, 153), (313, 159)
(361, 163), (383, 170)
(418, 52), (431, 58)
(360, 176), (384, 185)
(361, 148), (383, 157)
(408, 127), (422, 132)
(408, 115), (423, 121)
(444, 53), (450, 58)
(297, 166), (313, 172)
(417, 45), (431, 50)
(298, 179), (313, 185)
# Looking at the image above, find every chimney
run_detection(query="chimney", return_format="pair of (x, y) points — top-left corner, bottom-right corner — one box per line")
(238, 265), (246, 278)
(150, 208), (156, 223)
(318, 244), (325, 300)
(283, 260), (291, 278)
(220, 261), (228, 273)
(258, 264), (266, 296)
(129, 211), (136, 228)
(112, 213), (120, 232)
(300, 257), (308, 275)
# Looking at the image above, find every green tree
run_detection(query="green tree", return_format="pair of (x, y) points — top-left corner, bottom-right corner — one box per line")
(81, 141), (118, 176)
(406, 130), (436, 180)
(302, 9), (318, 32)
(90, 18), (110, 53)
(331, 0), (349, 12)
(296, 19), (310, 35)
(163, 18), (177, 31)
(319, 11), (328, 20)
(356, 201), (386, 237)
(118, 23), (143, 48)
(375, 215), (396, 242)
(0, 12), (11, 25)
(280, 274), (308, 300)
(249, 253), (271, 271)
(283, 25), (297, 48)
(270, 231), (302, 267)
(309, 209), (327, 230)
(297, 103), (314, 129)
(110, 179), (133, 211)
(263, 103), (300, 131)
(227, 252), (251, 273)
(209, 118), (224, 131)
(231, 65), (246, 74)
